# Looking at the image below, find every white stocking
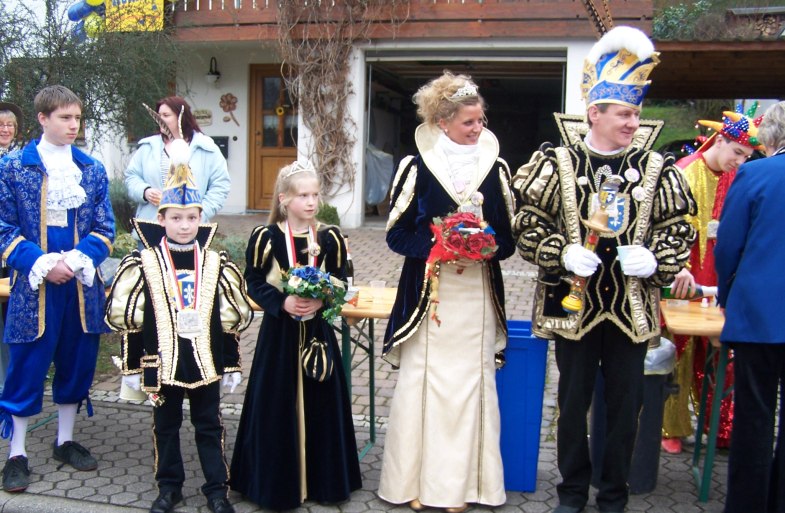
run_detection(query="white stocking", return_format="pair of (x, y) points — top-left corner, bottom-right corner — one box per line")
(57, 403), (78, 446)
(9, 416), (29, 458)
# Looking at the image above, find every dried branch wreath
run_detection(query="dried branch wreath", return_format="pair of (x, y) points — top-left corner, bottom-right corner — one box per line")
(277, 0), (409, 196)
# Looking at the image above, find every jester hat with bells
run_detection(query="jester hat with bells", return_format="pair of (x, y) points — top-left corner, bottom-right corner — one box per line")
(581, 26), (659, 110)
(694, 101), (765, 153)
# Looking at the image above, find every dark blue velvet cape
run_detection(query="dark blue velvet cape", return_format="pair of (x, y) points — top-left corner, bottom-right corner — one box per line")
(382, 142), (516, 365)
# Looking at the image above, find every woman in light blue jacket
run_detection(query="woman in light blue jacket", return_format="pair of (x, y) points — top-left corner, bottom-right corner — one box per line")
(125, 96), (230, 227)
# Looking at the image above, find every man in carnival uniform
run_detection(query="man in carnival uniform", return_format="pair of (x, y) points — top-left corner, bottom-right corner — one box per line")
(106, 139), (252, 513)
(661, 105), (764, 454)
(0, 85), (115, 492)
(512, 27), (696, 513)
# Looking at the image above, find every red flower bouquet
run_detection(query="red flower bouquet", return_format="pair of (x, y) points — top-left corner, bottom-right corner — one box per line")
(425, 211), (498, 326)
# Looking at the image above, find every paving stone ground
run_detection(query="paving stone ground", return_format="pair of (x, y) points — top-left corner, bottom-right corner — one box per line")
(0, 213), (727, 513)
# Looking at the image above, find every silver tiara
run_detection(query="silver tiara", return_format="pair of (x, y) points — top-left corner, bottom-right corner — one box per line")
(450, 82), (478, 100)
(282, 160), (316, 179)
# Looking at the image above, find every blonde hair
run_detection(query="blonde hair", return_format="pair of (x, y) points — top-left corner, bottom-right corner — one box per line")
(759, 101), (785, 153)
(412, 71), (485, 127)
(0, 111), (17, 128)
(268, 161), (321, 225)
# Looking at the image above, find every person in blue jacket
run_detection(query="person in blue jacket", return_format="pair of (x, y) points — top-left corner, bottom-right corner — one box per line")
(124, 96), (230, 226)
(0, 85), (115, 493)
(715, 100), (785, 513)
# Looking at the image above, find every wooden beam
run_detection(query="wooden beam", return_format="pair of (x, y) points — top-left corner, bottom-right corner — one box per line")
(173, 24), (279, 42)
(648, 42), (785, 99)
(174, 18), (653, 43)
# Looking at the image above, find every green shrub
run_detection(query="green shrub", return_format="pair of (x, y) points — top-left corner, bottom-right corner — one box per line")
(653, 0), (711, 40)
(211, 233), (248, 270)
(112, 232), (137, 259)
(316, 202), (340, 226)
(109, 177), (136, 235)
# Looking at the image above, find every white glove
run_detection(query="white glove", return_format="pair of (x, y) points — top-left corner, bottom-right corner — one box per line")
(222, 372), (241, 393)
(619, 245), (657, 278)
(122, 374), (141, 391)
(563, 243), (602, 277)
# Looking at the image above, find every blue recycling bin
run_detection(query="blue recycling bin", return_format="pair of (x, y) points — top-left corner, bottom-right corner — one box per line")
(496, 320), (548, 492)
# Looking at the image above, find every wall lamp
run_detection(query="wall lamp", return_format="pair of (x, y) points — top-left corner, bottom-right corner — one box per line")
(206, 57), (221, 85)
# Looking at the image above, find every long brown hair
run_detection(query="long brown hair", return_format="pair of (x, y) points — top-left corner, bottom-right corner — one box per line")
(155, 96), (200, 142)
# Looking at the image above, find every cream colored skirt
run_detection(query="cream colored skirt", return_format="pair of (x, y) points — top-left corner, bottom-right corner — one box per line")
(378, 262), (506, 507)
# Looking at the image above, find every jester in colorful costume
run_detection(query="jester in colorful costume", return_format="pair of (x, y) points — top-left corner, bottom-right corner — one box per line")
(661, 103), (764, 454)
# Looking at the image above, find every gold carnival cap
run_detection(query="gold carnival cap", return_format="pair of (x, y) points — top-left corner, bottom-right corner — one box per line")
(158, 139), (202, 212)
(581, 26), (659, 110)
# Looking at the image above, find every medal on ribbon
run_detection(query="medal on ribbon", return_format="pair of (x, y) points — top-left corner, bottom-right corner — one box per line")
(161, 238), (204, 340)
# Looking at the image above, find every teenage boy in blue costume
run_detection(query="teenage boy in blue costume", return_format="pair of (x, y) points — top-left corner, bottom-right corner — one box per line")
(0, 85), (115, 492)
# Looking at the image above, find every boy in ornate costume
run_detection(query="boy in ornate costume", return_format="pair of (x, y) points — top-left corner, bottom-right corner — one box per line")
(512, 27), (696, 513)
(0, 85), (115, 493)
(662, 105), (764, 454)
(105, 139), (252, 513)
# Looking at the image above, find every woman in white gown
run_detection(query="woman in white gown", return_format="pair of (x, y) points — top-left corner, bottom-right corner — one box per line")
(378, 71), (516, 512)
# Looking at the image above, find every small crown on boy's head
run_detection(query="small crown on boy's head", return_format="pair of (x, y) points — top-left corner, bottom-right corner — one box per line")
(450, 82), (479, 101)
(282, 160), (316, 179)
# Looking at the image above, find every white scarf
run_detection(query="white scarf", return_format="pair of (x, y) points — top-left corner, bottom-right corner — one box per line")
(436, 132), (479, 196)
(37, 137), (87, 210)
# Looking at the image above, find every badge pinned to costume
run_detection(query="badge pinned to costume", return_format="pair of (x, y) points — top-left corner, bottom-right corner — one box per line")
(177, 309), (203, 338)
(458, 191), (485, 220)
(161, 237), (204, 340)
(589, 192), (629, 235)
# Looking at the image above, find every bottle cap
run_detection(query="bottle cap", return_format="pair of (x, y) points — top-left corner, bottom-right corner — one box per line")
(700, 297), (709, 308)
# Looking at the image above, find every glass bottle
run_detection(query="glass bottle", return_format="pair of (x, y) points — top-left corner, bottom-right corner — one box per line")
(661, 284), (717, 299)
(344, 235), (354, 287)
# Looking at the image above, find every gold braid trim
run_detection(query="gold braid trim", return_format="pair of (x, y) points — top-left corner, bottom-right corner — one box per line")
(249, 226), (270, 269)
(386, 156), (417, 232)
(555, 147), (581, 244)
(89, 231), (113, 253)
(105, 254), (145, 331)
(141, 248), (223, 388)
(121, 332), (143, 374)
(625, 152), (663, 335)
(385, 266), (431, 366)
(498, 160), (516, 221)
(2, 236), (24, 262)
(37, 177), (48, 340)
(218, 253), (253, 334)
(191, 250), (221, 385)
(324, 227), (344, 269)
(531, 278), (579, 339)
(72, 227), (88, 332)
(141, 249), (177, 383)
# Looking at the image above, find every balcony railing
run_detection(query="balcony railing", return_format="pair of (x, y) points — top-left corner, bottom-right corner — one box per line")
(172, 0), (653, 42)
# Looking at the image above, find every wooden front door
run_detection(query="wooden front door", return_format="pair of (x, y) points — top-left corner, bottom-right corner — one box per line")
(248, 64), (298, 211)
